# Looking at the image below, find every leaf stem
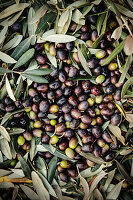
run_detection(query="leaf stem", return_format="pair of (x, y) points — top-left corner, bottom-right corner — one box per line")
(121, 16), (133, 37)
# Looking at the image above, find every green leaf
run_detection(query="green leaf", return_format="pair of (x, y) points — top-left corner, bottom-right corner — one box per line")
(77, 45), (92, 75)
(104, 0), (120, 17)
(0, 26), (8, 45)
(22, 74), (48, 83)
(103, 169), (116, 192)
(29, 5), (47, 24)
(79, 174), (89, 200)
(115, 3), (133, 18)
(2, 35), (23, 51)
(36, 12), (56, 34)
(48, 156), (57, 183)
(20, 185), (39, 200)
(0, 67), (12, 74)
(11, 37), (31, 60)
(24, 68), (52, 76)
(31, 171), (49, 200)
(20, 157), (31, 179)
(118, 55), (132, 84)
(106, 180), (124, 200)
(0, 138), (12, 160)
(82, 4), (93, 17)
(94, 189), (104, 200)
(116, 160), (133, 185)
(0, 3), (29, 20)
(13, 48), (35, 69)
(101, 40), (125, 66)
(36, 156), (47, 177)
(45, 34), (76, 43)
(8, 128), (25, 135)
(102, 121), (110, 131)
(67, 0), (88, 9)
(30, 138), (36, 161)
(0, 125), (10, 141)
(108, 124), (125, 145)
(38, 172), (57, 198)
(127, 0), (133, 8)
(101, 11), (108, 35)
(124, 35), (133, 55)
(92, 34), (104, 49)
(28, 7), (36, 45)
(47, 114), (57, 119)
(14, 77), (23, 99)
(96, 14), (105, 35)
(121, 77), (133, 98)
(45, 51), (57, 68)
(6, 76), (16, 101)
(80, 152), (105, 164)
(81, 164), (105, 178)
(0, 51), (16, 63)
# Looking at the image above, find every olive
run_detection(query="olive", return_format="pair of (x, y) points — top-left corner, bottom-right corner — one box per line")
(10, 160), (17, 167)
(68, 66), (78, 78)
(102, 144), (109, 155)
(36, 54), (47, 64)
(87, 108), (96, 118)
(102, 77), (111, 87)
(28, 88), (37, 97)
(96, 75), (105, 84)
(45, 125), (54, 132)
(15, 100), (23, 109)
(104, 153), (114, 162)
(96, 50), (106, 59)
(59, 72), (67, 82)
(91, 86), (102, 96)
(64, 129), (74, 138)
(81, 144), (93, 153)
(108, 102), (115, 110)
(97, 138), (105, 147)
(0, 103), (6, 112)
(57, 114), (64, 123)
(92, 66), (102, 76)
(91, 30), (98, 42)
(80, 32), (90, 41)
(105, 84), (115, 94)
(65, 148), (75, 159)
(47, 91), (55, 100)
(76, 162), (87, 170)
(81, 25), (89, 32)
(88, 58), (98, 69)
(11, 22), (22, 32)
(81, 115), (92, 124)
(69, 137), (78, 149)
(42, 117), (50, 124)
(69, 22), (77, 32)
(74, 86), (82, 96)
(50, 135), (59, 144)
(78, 101), (89, 111)
(129, 137), (133, 145)
(73, 52), (80, 64)
(92, 126), (102, 138)
(64, 80), (74, 87)
(108, 63), (118, 71)
(33, 95), (41, 103)
(71, 109), (81, 119)
(59, 173), (69, 182)
(50, 69), (58, 77)
(49, 44), (56, 56)
(114, 89), (121, 101)
(50, 119), (57, 126)
(95, 95), (103, 104)
(41, 134), (50, 143)
(34, 121), (43, 128)
(57, 96), (67, 106)
(66, 42), (74, 51)
(56, 123), (66, 133)
(33, 129), (42, 137)
(79, 122), (88, 129)
(49, 81), (61, 90)
(101, 108), (113, 116)
(103, 94), (113, 103)
(78, 94), (88, 101)
(29, 111), (37, 120)
(99, 39), (107, 49)
(5, 97), (13, 105)
(57, 49), (67, 60)
(9, 119), (18, 127)
(77, 129), (87, 138)
(68, 168), (77, 178)
(39, 100), (49, 113)
(57, 165), (65, 173)
(91, 118), (97, 126)
(37, 84), (48, 93)
(49, 104), (59, 114)
(22, 143), (30, 151)
(106, 31), (113, 42)
(45, 152), (53, 159)
(23, 131), (32, 141)
(35, 43), (44, 51)
(6, 105), (15, 112)
(82, 135), (94, 144)
(17, 136), (25, 146)
(13, 112), (23, 118)
(70, 119), (80, 130)
(93, 145), (101, 157)
(96, 116), (103, 125)
(59, 141), (67, 151)
(102, 131), (112, 143)
(82, 81), (90, 90)
(31, 104), (38, 113)
(19, 118), (27, 127)
(56, 43), (66, 49)
(61, 103), (72, 114)
(56, 89), (63, 98)
(86, 40), (93, 47)
(106, 47), (113, 55)
(68, 96), (78, 107)
(95, 108), (101, 115)
(88, 15), (97, 24)
(111, 114), (121, 126)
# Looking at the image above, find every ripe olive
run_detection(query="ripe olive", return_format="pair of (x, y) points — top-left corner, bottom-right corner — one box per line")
(70, 119), (80, 130)
(56, 123), (66, 133)
(28, 88), (38, 97)
(71, 109), (81, 119)
(78, 101), (89, 111)
(92, 126), (102, 138)
(41, 134), (50, 143)
(59, 141), (67, 151)
(6, 105), (15, 112)
(23, 131), (32, 141)
(49, 104), (59, 113)
(33, 129), (42, 137)
(57, 49), (67, 60)
(59, 72), (67, 82)
(32, 104), (39, 113)
(102, 131), (112, 143)
(82, 135), (94, 144)
(59, 173), (69, 182)
(101, 108), (113, 116)
(81, 115), (92, 124)
(81, 25), (89, 32)
(68, 96), (78, 107)
(39, 100), (49, 113)
(104, 153), (114, 162)
(73, 52), (80, 64)
(103, 94), (113, 103)
(45, 125), (54, 132)
(81, 144), (93, 153)
(93, 145), (101, 157)
(68, 168), (77, 178)
(76, 162), (87, 170)
(66, 42), (74, 51)
(97, 138), (105, 147)
(102, 144), (109, 155)
(78, 94), (88, 101)
(49, 81), (61, 90)
(111, 114), (121, 126)
(64, 129), (74, 138)
(62, 103), (72, 114)
(91, 86), (102, 96)
(36, 54), (47, 64)
(34, 121), (43, 128)
(80, 32), (90, 41)
(68, 66), (77, 78)
(91, 30), (98, 41)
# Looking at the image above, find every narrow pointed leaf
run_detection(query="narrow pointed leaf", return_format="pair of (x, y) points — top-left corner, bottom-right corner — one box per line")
(0, 125), (10, 141)
(0, 51), (16, 63)
(108, 124), (125, 145)
(0, 138), (12, 160)
(106, 180), (124, 200)
(20, 157), (31, 179)
(20, 185), (39, 200)
(121, 77), (133, 98)
(6, 76), (16, 101)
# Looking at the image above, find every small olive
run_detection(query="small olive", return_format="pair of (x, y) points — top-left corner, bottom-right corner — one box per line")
(97, 138), (106, 147)
(82, 135), (94, 144)
(71, 109), (81, 119)
(60, 160), (71, 168)
(23, 131), (32, 141)
(96, 50), (106, 59)
(73, 52), (80, 64)
(87, 97), (95, 106)
(50, 135), (59, 144)
(56, 123), (66, 133)
(108, 63), (118, 71)
(17, 136), (25, 146)
(50, 119), (57, 126)
(34, 121), (43, 128)
(65, 148), (75, 159)
(81, 115), (92, 124)
(96, 75), (105, 84)
(44, 42), (50, 51)
(69, 137), (78, 149)
(49, 44), (56, 56)
(49, 104), (59, 113)
(33, 129), (43, 137)
(29, 111), (37, 120)
(59, 173), (69, 182)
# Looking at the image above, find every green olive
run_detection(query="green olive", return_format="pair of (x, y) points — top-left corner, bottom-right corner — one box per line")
(87, 98), (95, 106)
(96, 75), (105, 84)
(95, 95), (103, 104)
(65, 148), (75, 159)
(44, 42), (50, 51)
(50, 119), (57, 126)
(65, 121), (70, 128)
(60, 160), (71, 168)
(69, 137), (78, 149)
(34, 121), (43, 128)
(91, 118), (96, 126)
(10, 159), (17, 167)
(29, 111), (37, 120)
(50, 135), (59, 144)
(96, 50), (106, 59)
(17, 136), (25, 146)
(95, 108), (101, 115)
(108, 63), (118, 71)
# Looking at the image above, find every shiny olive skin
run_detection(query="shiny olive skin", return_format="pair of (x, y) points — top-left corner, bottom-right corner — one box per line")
(93, 145), (101, 157)
(45, 125), (54, 132)
(81, 25), (89, 32)
(82, 135), (94, 144)
(80, 32), (90, 41)
(56, 96), (67, 106)
(104, 153), (114, 162)
(68, 168), (77, 178)
(49, 81), (61, 90)
(111, 114), (121, 126)
(57, 165), (65, 173)
(81, 144), (93, 153)
(23, 131), (32, 141)
(5, 97), (13, 105)
(81, 115), (92, 124)
(102, 131), (112, 143)
(78, 94), (88, 101)
(70, 119), (80, 130)
(82, 81), (90, 90)
(114, 89), (121, 101)
(36, 54), (47, 64)
(73, 52), (80, 64)
(68, 66), (78, 78)
(66, 42), (74, 51)
(68, 95), (78, 107)
(69, 137), (78, 149)
(71, 109), (81, 119)
(59, 173), (69, 182)
(57, 49), (67, 60)
(33, 129), (42, 137)
(41, 134), (50, 143)
(88, 15), (97, 24)
(56, 123), (66, 133)
(65, 148), (75, 159)
(92, 126), (102, 138)
(62, 103), (72, 114)
(37, 84), (48, 93)
(103, 94), (113, 103)
(78, 101), (89, 111)
(32, 104), (39, 113)
(6, 105), (16, 112)
(101, 108), (113, 116)
(87, 108), (96, 118)
(91, 86), (102, 96)
(59, 141), (67, 151)
(64, 129), (74, 138)
(39, 100), (49, 113)
(76, 162), (87, 170)
(14, 112), (23, 119)
(64, 80), (74, 87)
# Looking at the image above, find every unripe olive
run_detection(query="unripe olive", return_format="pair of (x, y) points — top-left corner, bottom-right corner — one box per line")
(96, 75), (105, 84)
(59, 173), (69, 182)
(49, 44), (56, 56)
(50, 135), (59, 144)
(49, 104), (59, 113)
(33, 129), (42, 137)
(65, 121), (70, 128)
(79, 122), (88, 129)
(95, 108), (101, 115)
(97, 138), (105, 147)
(87, 97), (95, 106)
(65, 148), (75, 159)
(95, 50), (106, 59)
(56, 123), (66, 133)
(102, 144), (109, 155)
(71, 109), (81, 119)
(73, 52), (80, 64)
(69, 137), (78, 149)
(23, 131), (32, 141)
(108, 63), (118, 71)
(82, 135), (94, 144)
(50, 119), (57, 126)
(34, 121), (43, 128)
(86, 40), (93, 47)
(91, 118), (97, 126)
(28, 88), (37, 97)
(57, 165), (65, 173)
(10, 159), (17, 167)
(75, 146), (81, 153)
(29, 111), (37, 120)
(95, 95), (103, 104)
(60, 160), (71, 168)
(44, 42), (50, 51)
(17, 136), (25, 146)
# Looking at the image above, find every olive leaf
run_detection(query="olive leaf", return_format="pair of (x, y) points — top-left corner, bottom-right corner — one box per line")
(0, 125), (10, 142)
(45, 51), (57, 68)
(104, 0), (120, 17)
(79, 174), (89, 200)
(80, 152), (105, 164)
(121, 77), (133, 98)
(52, 179), (62, 200)
(20, 157), (31, 179)
(2, 35), (23, 51)
(28, 7), (36, 45)
(106, 180), (124, 200)
(14, 76), (23, 99)
(101, 11), (108, 35)
(58, 10), (69, 29)
(126, 113), (133, 124)
(94, 189), (104, 200)
(102, 169), (116, 192)
(120, 148), (133, 155)
(81, 164), (105, 178)
(60, 9), (72, 34)
(97, 14), (105, 35)
(6, 76), (16, 101)
(8, 128), (25, 135)
(13, 48), (35, 69)
(115, 3), (133, 18)
(72, 9), (85, 25)
(102, 121), (110, 131)
(29, 5), (47, 24)
(31, 171), (50, 200)
(20, 185), (39, 200)
(108, 124), (125, 145)
(0, 51), (16, 63)
(111, 26), (122, 40)
(127, 0), (133, 8)
(45, 34), (76, 43)
(36, 156), (47, 177)
(0, 67), (12, 74)
(0, 26), (8, 45)
(0, 138), (12, 160)
(30, 138), (36, 161)
(67, 0), (88, 9)
(48, 156), (57, 183)
(22, 74), (48, 83)
(124, 35), (133, 55)
(0, 3), (30, 20)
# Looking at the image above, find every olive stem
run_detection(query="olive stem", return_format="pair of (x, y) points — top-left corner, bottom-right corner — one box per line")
(121, 16), (133, 37)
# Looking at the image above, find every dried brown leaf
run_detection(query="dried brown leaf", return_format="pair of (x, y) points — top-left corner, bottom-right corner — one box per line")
(124, 35), (133, 55)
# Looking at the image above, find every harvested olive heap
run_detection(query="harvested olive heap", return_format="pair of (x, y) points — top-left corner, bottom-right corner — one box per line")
(0, 0), (133, 199)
